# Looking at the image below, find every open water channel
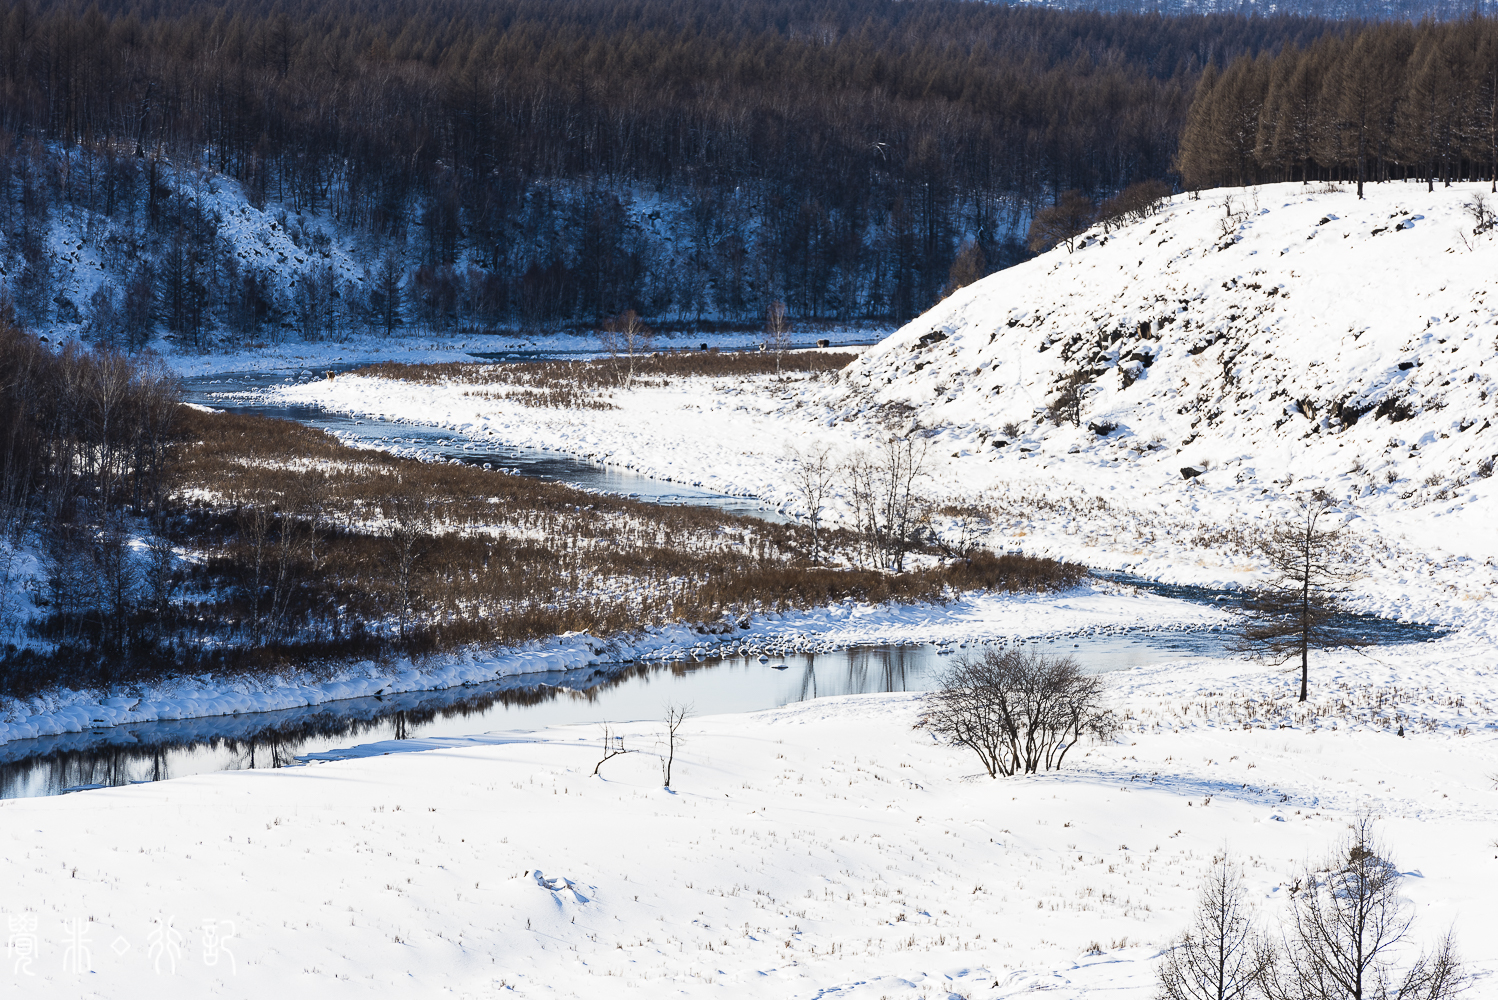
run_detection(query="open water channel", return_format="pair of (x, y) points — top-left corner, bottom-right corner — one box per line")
(0, 357), (1445, 797)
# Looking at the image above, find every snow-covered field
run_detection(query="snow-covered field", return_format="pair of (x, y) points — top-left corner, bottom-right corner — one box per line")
(10, 182), (1498, 997)
(3, 650), (1493, 998)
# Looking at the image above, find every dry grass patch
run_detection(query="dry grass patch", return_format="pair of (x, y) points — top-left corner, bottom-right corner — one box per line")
(352, 349), (858, 394)
(9, 404), (1081, 696)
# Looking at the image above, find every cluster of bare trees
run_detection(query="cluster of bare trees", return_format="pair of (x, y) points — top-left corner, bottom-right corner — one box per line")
(920, 648), (1114, 777)
(1179, 18), (1498, 195)
(1159, 821), (1464, 1000)
(0, 319), (181, 669)
(598, 311), (654, 387)
(226, 486), (437, 649)
(789, 436), (936, 571)
(1027, 179), (1175, 255)
(843, 437), (934, 572)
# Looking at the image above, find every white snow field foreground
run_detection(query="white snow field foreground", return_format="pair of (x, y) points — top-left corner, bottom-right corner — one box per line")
(4, 647), (1495, 998)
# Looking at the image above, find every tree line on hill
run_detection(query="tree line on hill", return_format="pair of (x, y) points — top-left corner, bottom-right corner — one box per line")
(0, 0), (1337, 337)
(1178, 15), (1498, 195)
(1018, 0), (1481, 24)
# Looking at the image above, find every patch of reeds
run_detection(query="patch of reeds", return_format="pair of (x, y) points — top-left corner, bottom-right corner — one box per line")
(7, 404), (1081, 696)
(352, 349), (858, 389)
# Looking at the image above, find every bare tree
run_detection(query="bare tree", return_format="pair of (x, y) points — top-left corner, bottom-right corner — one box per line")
(592, 722), (632, 776)
(787, 442), (836, 563)
(1267, 817), (1466, 1000)
(84, 284), (125, 349)
(764, 300), (793, 374)
(1233, 492), (1362, 702)
(600, 309), (653, 387)
(84, 348), (137, 507)
(384, 493), (431, 644)
(935, 498), (992, 559)
(371, 253), (403, 337)
(1027, 190), (1095, 253)
(1157, 854), (1274, 1000)
(843, 437), (931, 571)
(941, 239), (987, 298)
(142, 525), (178, 619)
(919, 648), (1112, 778)
(96, 513), (137, 658)
(660, 702), (691, 789)
(235, 493), (307, 646)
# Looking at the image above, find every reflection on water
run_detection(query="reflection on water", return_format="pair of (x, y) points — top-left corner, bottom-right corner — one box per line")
(1101, 571), (1446, 647)
(4, 611), (1446, 799)
(0, 632), (1234, 799)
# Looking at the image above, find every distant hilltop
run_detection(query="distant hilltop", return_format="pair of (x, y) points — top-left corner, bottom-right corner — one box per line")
(842, 181), (1498, 528)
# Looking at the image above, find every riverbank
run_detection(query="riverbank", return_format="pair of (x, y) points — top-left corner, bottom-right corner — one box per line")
(0, 582), (1228, 746)
(3, 647), (1494, 998)
(0, 388), (1084, 704)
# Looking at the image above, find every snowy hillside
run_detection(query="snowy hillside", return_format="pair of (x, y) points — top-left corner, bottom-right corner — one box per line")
(8, 150), (915, 354)
(843, 181), (1498, 560)
(274, 182), (1498, 614)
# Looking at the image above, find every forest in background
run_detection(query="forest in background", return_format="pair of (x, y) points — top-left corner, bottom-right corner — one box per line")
(0, 0), (1339, 340)
(1179, 16), (1498, 192)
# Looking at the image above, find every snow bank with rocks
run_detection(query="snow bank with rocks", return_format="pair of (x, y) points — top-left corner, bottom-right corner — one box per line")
(843, 181), (1498, 562)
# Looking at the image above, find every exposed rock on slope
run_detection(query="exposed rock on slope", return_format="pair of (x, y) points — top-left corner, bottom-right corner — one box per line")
(840, 182), (1498, 555)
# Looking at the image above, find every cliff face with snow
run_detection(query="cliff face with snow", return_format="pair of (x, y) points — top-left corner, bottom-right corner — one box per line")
(841, 181), (1498, 558)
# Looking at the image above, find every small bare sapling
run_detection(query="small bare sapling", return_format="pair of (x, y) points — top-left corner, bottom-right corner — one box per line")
(592, 722), (631, 777)
(661, 703), (691, 789)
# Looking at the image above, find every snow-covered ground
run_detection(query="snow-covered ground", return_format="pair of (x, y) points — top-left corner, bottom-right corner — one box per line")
(3, 648), (1493, 998)
(270, 182), (1498, 622)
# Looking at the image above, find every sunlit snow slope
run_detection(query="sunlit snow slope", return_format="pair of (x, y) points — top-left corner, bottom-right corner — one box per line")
(844, 182), (1498, 557)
